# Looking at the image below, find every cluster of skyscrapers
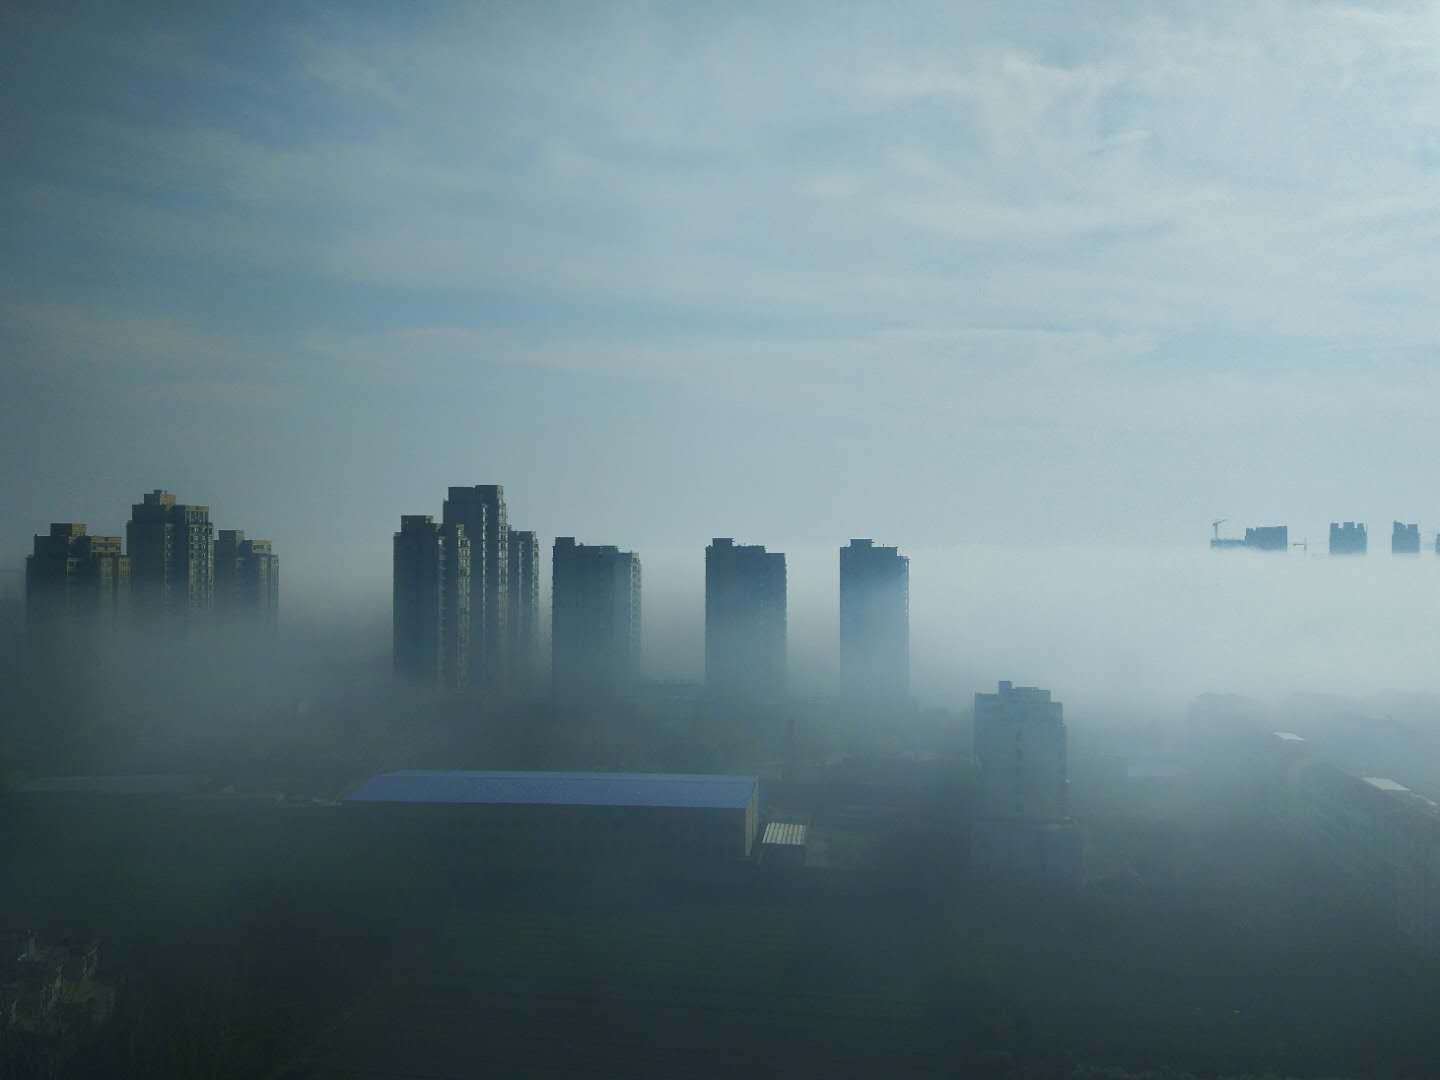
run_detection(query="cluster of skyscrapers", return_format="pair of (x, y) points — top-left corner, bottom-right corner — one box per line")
(393, 488), (912, 706)
(1212, 520), (1438, 556)
(24, 490), (277, 632)
(392, 486), (541, 698)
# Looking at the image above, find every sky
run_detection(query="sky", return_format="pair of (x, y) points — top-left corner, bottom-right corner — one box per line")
(5, 2), (1440, 704)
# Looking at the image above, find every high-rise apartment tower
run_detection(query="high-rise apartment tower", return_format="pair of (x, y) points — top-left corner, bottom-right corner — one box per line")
(25, 524), (129, 628)
(215, 530), (279, 624)
(507, 529), (541, 692)
(705, 539), (786, 700)
(442, 486), (506, 692)
(125, 490), (214, 617)
(393, 515), (470, 693)
(839, 539), (909, 699)
(1329, 521), (1367, 556)
(971, 680), (1084, 885)
(551, 537), (641, 702)
(1392, 521), (1421, 555)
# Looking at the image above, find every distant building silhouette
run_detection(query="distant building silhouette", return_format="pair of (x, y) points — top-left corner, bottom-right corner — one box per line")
(551, 537), (641, 702)
(393, 515), (470, 693)
(25, 524), (129, 628)
(1243, 526), (1288, 551)
(214, 530), (279, 624)
(838, 539), (909, 699)
(971, 681), (1083, 885)
(125, 490), (213, 617)
(1211, 524), (1288, 551)
(1392, 521), (1420, 555)
(974, 681), (1068, 822)
(507, 529), (541, 693)
(705, 539), (786, 701)
(443, 486), (506, 695)
(1329, 521), (1367, 556)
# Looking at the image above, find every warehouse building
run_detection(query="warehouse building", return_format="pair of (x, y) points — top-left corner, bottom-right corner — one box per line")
(345, 771), (760, 871)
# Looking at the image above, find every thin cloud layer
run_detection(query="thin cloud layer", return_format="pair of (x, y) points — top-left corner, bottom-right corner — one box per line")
(4, 1), (1440, 559)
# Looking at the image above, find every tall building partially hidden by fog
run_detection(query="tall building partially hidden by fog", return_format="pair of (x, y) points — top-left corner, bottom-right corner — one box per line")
(1392, 521), (1420, 555)
(971, 681), (1083, 886)
(393, 515), (470, 693)
(705, 539), (787, 701)
(507, 529), (541, 693)
(25, 524), (129, 627)
(214, 530), (279, 624)
(1243, 526), (1288, 551)
(1211, 525), (1288, 551)
(551, 537), (641, 703)
(125, 491), (214, 618)
(1329, 521), (1367, 556)
(442, 486), (506, 694)
(838, 539), (909, 700)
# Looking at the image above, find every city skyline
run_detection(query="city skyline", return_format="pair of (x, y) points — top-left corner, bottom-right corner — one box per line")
(9, 6), (1440, 570)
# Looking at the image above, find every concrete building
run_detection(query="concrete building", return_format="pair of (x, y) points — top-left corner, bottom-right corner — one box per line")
(1243, 526), (1288, 551)
(1329, 521), (1367, 556)
(971, 681), (1083, 885)
(839, 539), (909, 699)
(1210, 525), (1288, 551)
(1275, 751), (1440, 954)
(442, 486), (506, 693)
(393, 515), (471, 693)
(344, 770), (759, 870)
(507, 529), (541, 693)
(1392, 521), (1421, 555)
(705, 539), (786, 701)
(214, 530), (279, 624)
(551, 537), (642, 702)
(126, 490), (214, 617)
(24, 525), (129, 627)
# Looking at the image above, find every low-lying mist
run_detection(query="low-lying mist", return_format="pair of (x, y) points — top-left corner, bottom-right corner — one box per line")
(282, 541), (1440, 719)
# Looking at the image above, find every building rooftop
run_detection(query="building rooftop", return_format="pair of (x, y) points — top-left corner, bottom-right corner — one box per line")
(345, 771), (758, 810)
(1363, 776), (1409, 792)
(14, 774), (207, 796)
(761, 822), (807, 847)
(1363, 776), (1440, 816)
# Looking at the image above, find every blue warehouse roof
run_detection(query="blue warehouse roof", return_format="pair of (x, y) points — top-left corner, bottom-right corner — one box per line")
(345, 770), (758, 810)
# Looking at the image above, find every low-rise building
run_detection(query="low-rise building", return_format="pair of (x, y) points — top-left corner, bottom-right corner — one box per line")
(344, 770), (759, 873)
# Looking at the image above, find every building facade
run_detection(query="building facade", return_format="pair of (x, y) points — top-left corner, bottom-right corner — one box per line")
(1243, 526), (1288, 551)
(442, 486), (506, 693)
(214, 530), (279, 624)
(125, 490), (214, 617)
(1329, 521), (1367, 556)
(1392, 521), (1421, 555)
(972, 681), (1083, 885)
(551, 537), (642, 702)
(704, 539), (786, 701)
(507, 529), (541, 693)
(25, 525), (129, 628)
(1274, 748), (1440, 954)
(838, 539), (909, 699)
(393, 515), (470, 693)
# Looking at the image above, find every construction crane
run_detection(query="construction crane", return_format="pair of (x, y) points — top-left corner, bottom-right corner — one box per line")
(1211, 519), (1227, 541)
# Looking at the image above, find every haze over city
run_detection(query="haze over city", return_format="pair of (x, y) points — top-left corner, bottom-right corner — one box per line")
(7, 3), (1440, 1078)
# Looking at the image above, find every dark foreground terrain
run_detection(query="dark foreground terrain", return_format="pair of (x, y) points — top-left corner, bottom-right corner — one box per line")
(3, 779), (1439, 1079)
